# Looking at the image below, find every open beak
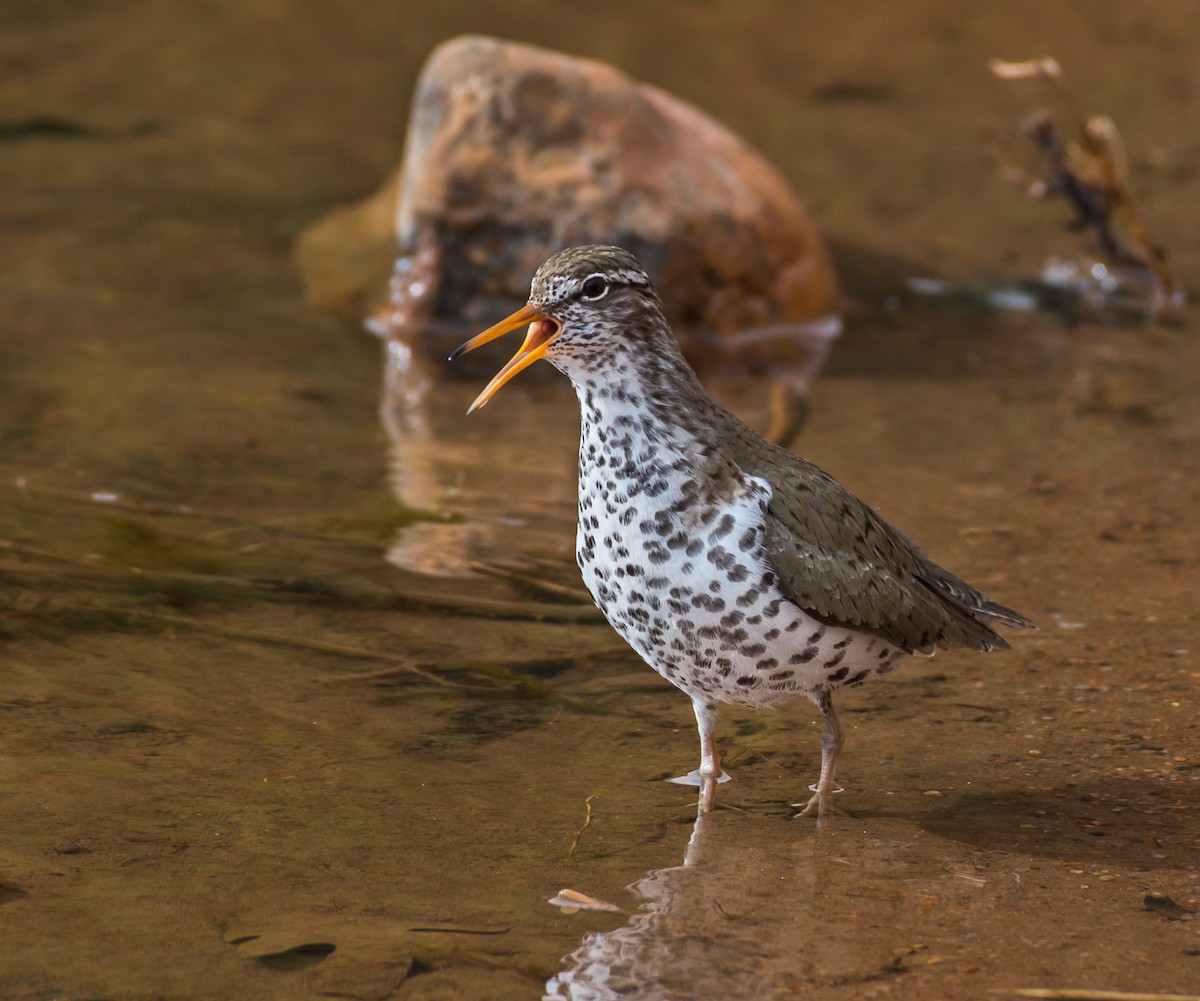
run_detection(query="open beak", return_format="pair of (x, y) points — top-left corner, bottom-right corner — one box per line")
(449, 303), (561, 413)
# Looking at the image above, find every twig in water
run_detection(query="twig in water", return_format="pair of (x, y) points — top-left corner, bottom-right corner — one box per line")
(1004, 989), (1200, 1001)
(469, 560), (592, 602)
(568, 795), (598, 861)
(49, 602), (461, 687)
(986, 55), (1180, 307)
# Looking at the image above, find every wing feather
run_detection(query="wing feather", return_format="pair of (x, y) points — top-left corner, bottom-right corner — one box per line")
(731, 438), (1032, 653)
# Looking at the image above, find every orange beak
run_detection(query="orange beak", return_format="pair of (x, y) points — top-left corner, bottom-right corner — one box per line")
(449, 303), (561, 413)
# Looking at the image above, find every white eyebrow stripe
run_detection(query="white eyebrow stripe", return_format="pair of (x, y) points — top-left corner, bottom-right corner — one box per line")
(537, 267), (650, 304)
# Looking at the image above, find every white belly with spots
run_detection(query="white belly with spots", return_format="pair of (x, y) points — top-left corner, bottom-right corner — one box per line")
(575, 444), (906, 709)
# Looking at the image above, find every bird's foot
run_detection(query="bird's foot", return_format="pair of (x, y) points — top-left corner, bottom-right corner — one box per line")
(791, 783), (847, 819)
(666, 769), (731, 787)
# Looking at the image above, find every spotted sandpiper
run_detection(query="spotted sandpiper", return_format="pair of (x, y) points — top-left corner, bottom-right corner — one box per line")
(451, 245), (1033, 816)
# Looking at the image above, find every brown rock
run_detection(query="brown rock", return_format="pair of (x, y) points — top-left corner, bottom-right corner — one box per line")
(297, 35), (840, 382)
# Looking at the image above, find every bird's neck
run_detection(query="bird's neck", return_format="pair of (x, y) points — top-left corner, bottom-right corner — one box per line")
(560, 346), (731, 464)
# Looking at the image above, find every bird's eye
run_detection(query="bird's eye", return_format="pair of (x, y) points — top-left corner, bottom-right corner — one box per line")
(580, 274), (609, 301)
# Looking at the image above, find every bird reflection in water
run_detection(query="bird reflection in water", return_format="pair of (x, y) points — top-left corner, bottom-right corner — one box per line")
(379, 334), (578, 577)
(544, 806), (916, 1000)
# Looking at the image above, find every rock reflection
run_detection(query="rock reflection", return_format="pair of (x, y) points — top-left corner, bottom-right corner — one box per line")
(545, 810), (915, 1000)
(378, 317), (838, 577)
(380, 334), (579, 576)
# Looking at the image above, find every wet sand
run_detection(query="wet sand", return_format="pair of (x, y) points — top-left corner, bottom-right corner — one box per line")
(1, 2), (1198, 999)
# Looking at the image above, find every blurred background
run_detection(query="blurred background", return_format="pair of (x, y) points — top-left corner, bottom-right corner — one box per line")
(1, 3), (1197, 999)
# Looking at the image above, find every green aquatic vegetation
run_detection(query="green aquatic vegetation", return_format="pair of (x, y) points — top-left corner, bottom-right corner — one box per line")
(317, 500), (462, 538)
(98, 514), (232, 575)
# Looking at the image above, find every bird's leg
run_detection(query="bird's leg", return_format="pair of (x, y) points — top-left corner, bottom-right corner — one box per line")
(667, 699), (730, 813)
(694, 699), (721, 815)
(796, 690), (846, 817)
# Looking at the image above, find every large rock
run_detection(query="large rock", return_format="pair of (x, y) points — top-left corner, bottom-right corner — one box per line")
(297, 35), (840, 381)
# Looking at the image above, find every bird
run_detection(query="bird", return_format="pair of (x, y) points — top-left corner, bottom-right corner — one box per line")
(451, 245), (1033, 817)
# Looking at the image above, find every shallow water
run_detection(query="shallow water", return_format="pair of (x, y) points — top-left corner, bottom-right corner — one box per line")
(2, 2), (1199, 999)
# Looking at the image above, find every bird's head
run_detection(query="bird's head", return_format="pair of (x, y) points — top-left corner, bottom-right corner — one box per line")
(450, 245), (667, 413)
